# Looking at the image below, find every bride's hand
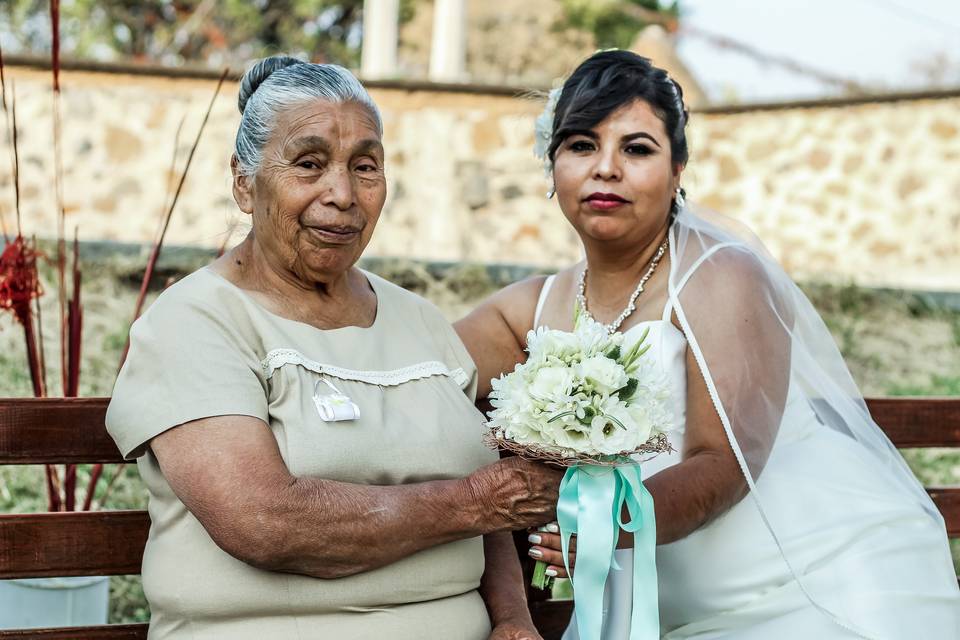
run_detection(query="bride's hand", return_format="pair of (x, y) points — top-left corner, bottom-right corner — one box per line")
(527, 525), (576, 579)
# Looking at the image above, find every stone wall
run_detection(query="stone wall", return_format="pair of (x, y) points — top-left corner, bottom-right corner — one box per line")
(2, 63), (958, 291)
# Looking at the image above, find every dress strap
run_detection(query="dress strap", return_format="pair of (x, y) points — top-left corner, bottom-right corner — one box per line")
(661, 295), (674, 323)
(533, 275), (557, 329)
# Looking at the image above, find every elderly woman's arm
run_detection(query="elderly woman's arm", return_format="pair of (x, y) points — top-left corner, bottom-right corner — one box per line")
(151, 415), (562, 579)
(480, 532), (542, 639)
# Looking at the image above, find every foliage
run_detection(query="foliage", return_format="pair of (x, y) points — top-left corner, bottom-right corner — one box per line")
(559, 0), (680, 50)
(890, 375), (960, 398)
(0, 0), (422, 67)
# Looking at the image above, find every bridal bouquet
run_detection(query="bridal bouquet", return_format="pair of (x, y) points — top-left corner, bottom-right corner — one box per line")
(486, 310), (673, 640)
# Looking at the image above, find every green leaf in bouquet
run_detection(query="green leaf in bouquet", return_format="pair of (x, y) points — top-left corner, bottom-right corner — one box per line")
(606, 345), (621, 361)
(580, 404), (598, 425)
(617, 377), (639, 400)
(548, 410), (577, 423)
(621, 327), (651, 371)
(603, 413), (628, 431)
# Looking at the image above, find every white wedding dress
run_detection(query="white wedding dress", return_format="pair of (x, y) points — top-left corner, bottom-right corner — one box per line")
(532, 275), (960, 640)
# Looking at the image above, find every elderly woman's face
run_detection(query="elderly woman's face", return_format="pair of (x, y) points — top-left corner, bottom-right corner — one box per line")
(234, 99), (386, 283)
(552, 99), (681, 246)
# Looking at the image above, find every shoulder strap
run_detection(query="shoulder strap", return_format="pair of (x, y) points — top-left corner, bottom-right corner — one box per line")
(661, 295), (674, 323)
(533, 275), (557, 329)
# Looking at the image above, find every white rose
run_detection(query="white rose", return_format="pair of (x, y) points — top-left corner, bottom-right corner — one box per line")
(505, 418), (548, 446)
(527, 328), (582, 363)
(578, 355), (629, 395)
(529, 366), (576, 401)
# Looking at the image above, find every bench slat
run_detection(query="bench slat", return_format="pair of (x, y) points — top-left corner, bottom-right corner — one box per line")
(866, 397), (960, 448)
(930, 488), (960, 537)
(2, 490), (954, 581)
(0, 511), (148, 579)
(2, 397), (959, 465)
(0, 624), (148, 640)
(0, 398), (121, 465)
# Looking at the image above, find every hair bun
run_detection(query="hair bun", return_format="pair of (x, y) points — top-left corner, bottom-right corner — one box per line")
(238, 55), (304, 114)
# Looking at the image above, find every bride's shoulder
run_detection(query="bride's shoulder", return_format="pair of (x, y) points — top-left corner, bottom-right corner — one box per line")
(479, 273), (548, 319)
(676, 242), (794, 322)
(676, 240), (771, 289)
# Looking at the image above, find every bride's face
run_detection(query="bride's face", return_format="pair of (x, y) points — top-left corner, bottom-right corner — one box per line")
(552, 99), (682, 246)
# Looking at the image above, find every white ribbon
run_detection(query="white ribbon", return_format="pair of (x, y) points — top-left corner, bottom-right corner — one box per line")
(313, 378), (360, 422)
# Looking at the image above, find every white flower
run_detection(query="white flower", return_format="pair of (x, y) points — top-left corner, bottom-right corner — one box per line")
(578, 355), (629, 395)
(624, 403), (655, 444)
(526, 327), (582, 364)
(529, 366), (576, 401)
(573, 314), (622, 355)
(533, 87), (562, 176)
(487, 317), (673, 457)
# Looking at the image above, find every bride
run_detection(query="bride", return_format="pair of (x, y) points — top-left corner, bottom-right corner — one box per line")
(455, 50), (960, 639)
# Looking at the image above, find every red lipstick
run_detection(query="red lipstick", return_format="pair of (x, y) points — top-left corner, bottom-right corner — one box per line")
(584, 192), (629, 211)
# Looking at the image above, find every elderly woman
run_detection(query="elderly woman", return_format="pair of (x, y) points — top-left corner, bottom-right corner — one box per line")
(457, 50), (960, 639)
(106, 56), (559, 640)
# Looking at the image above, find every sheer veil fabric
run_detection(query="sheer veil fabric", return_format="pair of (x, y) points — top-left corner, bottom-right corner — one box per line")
(664, 205), (959, 637)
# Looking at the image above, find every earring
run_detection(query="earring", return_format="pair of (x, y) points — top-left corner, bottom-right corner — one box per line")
(546, 187), (556, 199)
(674, 187), (686, 209)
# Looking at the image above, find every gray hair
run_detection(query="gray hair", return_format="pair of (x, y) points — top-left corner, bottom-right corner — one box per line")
(234, 55), (383, 176)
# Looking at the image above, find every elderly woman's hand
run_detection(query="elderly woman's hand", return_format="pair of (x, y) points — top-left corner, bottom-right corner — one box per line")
(489, 620), (544, 640)
(467, 457), (565, 531)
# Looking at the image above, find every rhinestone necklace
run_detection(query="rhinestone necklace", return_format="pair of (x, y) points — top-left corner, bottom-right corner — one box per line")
(576, 236), (669, 334)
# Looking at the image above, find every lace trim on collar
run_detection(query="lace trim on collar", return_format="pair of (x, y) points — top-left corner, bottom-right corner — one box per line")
(260, 348), (470, 388)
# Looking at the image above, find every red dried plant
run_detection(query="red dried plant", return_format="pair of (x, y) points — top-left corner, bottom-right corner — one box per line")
(0, 236), (45, 397)
(99, 68), (228, 509)
(1, 4), (227, 512)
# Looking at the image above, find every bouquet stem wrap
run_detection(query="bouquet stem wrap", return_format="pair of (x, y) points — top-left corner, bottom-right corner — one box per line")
(557, 463), (659, 640)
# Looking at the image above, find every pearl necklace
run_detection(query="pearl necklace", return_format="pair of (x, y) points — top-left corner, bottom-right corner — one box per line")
(576, 236), (669, 334)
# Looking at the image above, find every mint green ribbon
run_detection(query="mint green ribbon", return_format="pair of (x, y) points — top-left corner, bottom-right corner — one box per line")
(557, 464), (659, 640)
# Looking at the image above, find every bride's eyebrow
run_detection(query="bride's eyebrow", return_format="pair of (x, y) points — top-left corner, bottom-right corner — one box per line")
(622, 132), (661, 148)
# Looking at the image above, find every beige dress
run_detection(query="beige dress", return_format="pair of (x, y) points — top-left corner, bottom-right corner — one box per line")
(106, 268), (498, 640)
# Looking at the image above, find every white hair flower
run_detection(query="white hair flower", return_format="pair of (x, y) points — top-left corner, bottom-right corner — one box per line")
(533, 87), (562, 176)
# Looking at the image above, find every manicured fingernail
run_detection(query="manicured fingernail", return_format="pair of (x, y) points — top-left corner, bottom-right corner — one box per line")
(528, 548), (543, 559)
(537, 525), (550, 533)
(545, 568), (558, 577)
(528, 534), (542, 544)
(546, 522), (560, 533)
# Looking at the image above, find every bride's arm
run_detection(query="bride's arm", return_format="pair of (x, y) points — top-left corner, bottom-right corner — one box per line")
(530, 340), (752, 576)
(455, 276), (546, 400)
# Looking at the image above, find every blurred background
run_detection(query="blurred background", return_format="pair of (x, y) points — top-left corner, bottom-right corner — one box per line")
(1, 0), (958, 288)
(0, 0), (958, 625)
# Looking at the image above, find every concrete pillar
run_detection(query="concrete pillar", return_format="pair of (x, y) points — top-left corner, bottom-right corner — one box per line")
(429, 0), (467, 82)
(361, 0), (399, 79)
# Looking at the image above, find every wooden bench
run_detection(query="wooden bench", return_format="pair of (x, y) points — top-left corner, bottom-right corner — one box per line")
(1, 397), (958, 639)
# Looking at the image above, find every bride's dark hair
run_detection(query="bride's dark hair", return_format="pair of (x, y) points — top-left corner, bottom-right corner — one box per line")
(547, 50), (690, 167)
